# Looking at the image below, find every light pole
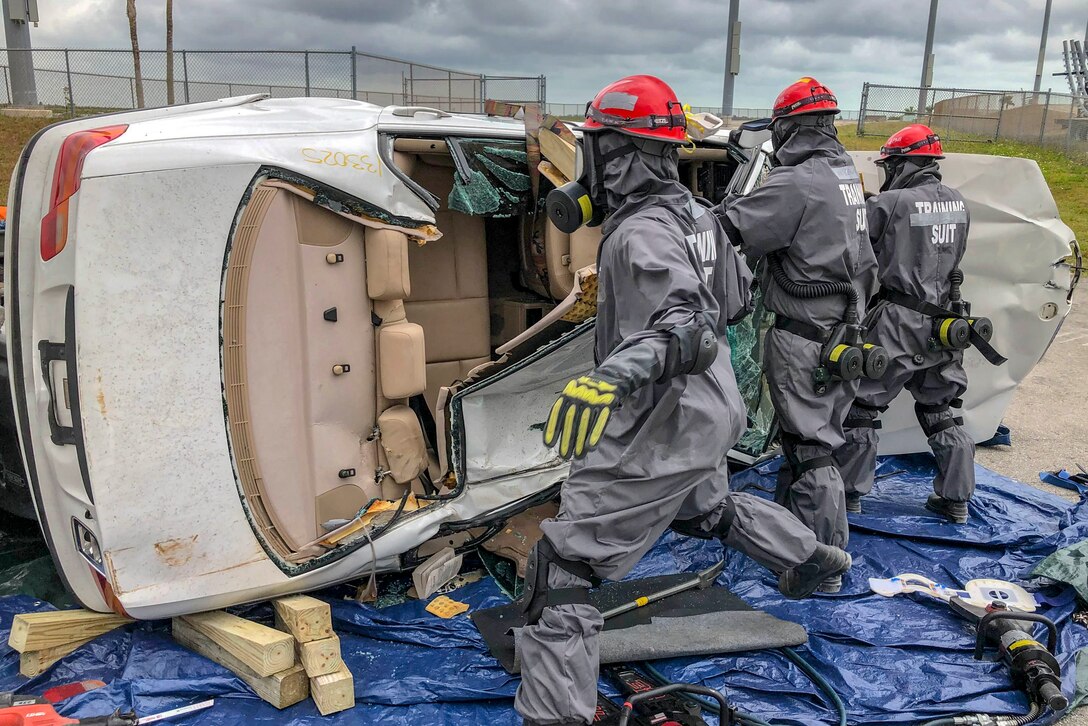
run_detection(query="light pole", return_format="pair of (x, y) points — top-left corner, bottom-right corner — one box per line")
(1, 0), (38, 106)
(721, 0), (740, 117)
(1032, 0), (1054, 99)
(917, 0), (938, 121)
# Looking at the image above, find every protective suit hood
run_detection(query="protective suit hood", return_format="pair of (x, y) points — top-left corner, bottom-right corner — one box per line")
(591, 130), (691, 236)
(772, 116), (844, 167)
(880, 158), (942, 192)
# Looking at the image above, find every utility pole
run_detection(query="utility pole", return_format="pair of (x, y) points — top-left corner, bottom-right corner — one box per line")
(917, 0), (938, 121)
(720, 0), (740, 118)
(1032, 0), (1054, 99)
(1, 0), (38, 106)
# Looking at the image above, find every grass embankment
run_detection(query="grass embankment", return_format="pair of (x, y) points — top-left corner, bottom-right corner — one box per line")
(0, 115), (1082, 252)
(0, 116), (54, 203)
(839, 125), (1086, 253)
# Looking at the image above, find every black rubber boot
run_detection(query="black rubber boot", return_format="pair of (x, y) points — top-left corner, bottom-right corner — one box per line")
(925, 493), (969, 524)
(779, 544), (852, 600)
(845, 493), (862, 514)
(817, 575), (843, 593)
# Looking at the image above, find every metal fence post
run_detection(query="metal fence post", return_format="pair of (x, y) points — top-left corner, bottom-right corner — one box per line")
(129, 76), (135, 108)
(480, 74), (486, 109)
(2, 66), (9, 105)
(540, 74), (546, 108)
(1039, 90), (1051, 145)
(182, 50), (190, 103)
(304, 51), (310, 97)
(857, 82), (869, 135)
(995, 96), (1004, 139)
(350, 46), (357, 100)
(64, 49), (74, 116)
(408, 63), (414, 104)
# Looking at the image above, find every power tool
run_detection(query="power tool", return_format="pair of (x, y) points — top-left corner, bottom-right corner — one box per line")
(0, 695), (213, 726)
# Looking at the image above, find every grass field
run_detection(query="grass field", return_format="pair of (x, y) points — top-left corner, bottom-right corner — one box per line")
(0, 116), (54, 204)
(0, 115), (1082, 251)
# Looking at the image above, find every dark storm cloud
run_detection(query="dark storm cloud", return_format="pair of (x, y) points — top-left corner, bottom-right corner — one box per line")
(27, 0), (1088, 109)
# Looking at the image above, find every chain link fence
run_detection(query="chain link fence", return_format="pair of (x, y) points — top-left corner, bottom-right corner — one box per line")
(546, 101), (859, 122)
(858, 82), (1088, 161)
(0, 48), (545, 116)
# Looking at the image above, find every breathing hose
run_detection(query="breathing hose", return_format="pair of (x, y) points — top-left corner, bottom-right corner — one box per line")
(948, 267), (965, 309)
(767, 254), (860, 326)
(640, 646), (848, 726)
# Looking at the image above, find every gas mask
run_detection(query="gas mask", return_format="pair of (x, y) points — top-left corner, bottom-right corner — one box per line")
(545, 132), (640, 234)
(877, 157), (907, 192)
(545, 134), (606, 234)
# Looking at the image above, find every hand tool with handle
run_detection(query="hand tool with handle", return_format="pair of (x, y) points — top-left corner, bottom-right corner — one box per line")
(0, 695), (213, 726)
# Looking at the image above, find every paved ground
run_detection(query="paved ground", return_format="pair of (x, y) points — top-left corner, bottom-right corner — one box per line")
(974, 296), (1087, 724)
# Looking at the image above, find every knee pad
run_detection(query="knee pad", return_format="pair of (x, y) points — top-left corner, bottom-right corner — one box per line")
(914, 399), (964, 437)
(518, 539), (601, 626)
(659, 313), (718, 381)
(780, 435), (836, 483)
(844, 402), (886, 431)
(670, 498), (737, 541)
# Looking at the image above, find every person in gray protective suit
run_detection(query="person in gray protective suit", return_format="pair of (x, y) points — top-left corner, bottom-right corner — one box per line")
(514, 75), (852, 726)
(833, 124), (1004, 523)
(716, 78), (879, 590)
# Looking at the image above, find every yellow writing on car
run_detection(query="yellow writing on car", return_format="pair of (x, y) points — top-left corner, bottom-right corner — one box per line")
(301, 148), (382, 175)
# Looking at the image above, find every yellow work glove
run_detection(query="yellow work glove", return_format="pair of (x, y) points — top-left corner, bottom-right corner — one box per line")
(543, 375), (620, 459)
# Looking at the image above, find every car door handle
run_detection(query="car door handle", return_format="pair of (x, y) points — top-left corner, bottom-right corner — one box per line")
(35, 286), (94, 502)
(37, 286), (82, 448)
(38, 337), (76, 446)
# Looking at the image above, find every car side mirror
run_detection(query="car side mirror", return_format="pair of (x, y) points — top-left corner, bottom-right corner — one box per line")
(730, 118), (773, 149)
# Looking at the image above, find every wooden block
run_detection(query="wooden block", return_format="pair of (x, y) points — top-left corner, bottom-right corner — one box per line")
(297, 634), (342, 677)
(19, 636), (95, 677)
(273, 595), (333, 643)
(311, 664), (354, 716)
(172, 618), (308, 710)
(537, 160), (569, 188)
(8, 610), (132, 653)
(179, 611), (294, 677)
(538, 128), (577, 181)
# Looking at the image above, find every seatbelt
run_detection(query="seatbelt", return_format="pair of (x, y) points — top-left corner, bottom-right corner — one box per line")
(879, 287), (1007, 366)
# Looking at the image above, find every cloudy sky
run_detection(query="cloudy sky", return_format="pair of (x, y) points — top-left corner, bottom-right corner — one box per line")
(17, 0), (1088, 111)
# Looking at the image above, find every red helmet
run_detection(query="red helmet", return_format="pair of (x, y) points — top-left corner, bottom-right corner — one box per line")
(582, 75), (687, 143)
(772, 77), (839, 118)
(877, 124), (944, 162)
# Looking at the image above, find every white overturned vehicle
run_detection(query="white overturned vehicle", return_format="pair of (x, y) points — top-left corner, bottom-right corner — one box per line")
(4, 95), (1079, 618)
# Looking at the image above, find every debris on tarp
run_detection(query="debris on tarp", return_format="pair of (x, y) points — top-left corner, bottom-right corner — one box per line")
(425, 596), (470, 619)
(1, 457), (1087, 725)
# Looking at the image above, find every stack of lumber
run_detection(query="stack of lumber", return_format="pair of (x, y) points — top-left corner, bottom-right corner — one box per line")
(171, 595), (353, 716)
(274, 595), (353, 716)
(172, 611), (307, 709)
(8, 609), (132, 677)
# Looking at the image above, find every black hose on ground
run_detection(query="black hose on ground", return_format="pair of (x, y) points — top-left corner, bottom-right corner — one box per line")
(640, 646), (848, 726)
(766, 254), (860, 325)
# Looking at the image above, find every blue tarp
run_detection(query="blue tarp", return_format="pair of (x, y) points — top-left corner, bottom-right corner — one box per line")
(1, 455), (1087, 725)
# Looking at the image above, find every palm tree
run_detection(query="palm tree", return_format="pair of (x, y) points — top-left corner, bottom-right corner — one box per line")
(165, 0), (174, 104)
(126, 0), (145, 108)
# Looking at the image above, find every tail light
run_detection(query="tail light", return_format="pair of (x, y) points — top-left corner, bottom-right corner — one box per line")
(40, 124), (127, 261)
